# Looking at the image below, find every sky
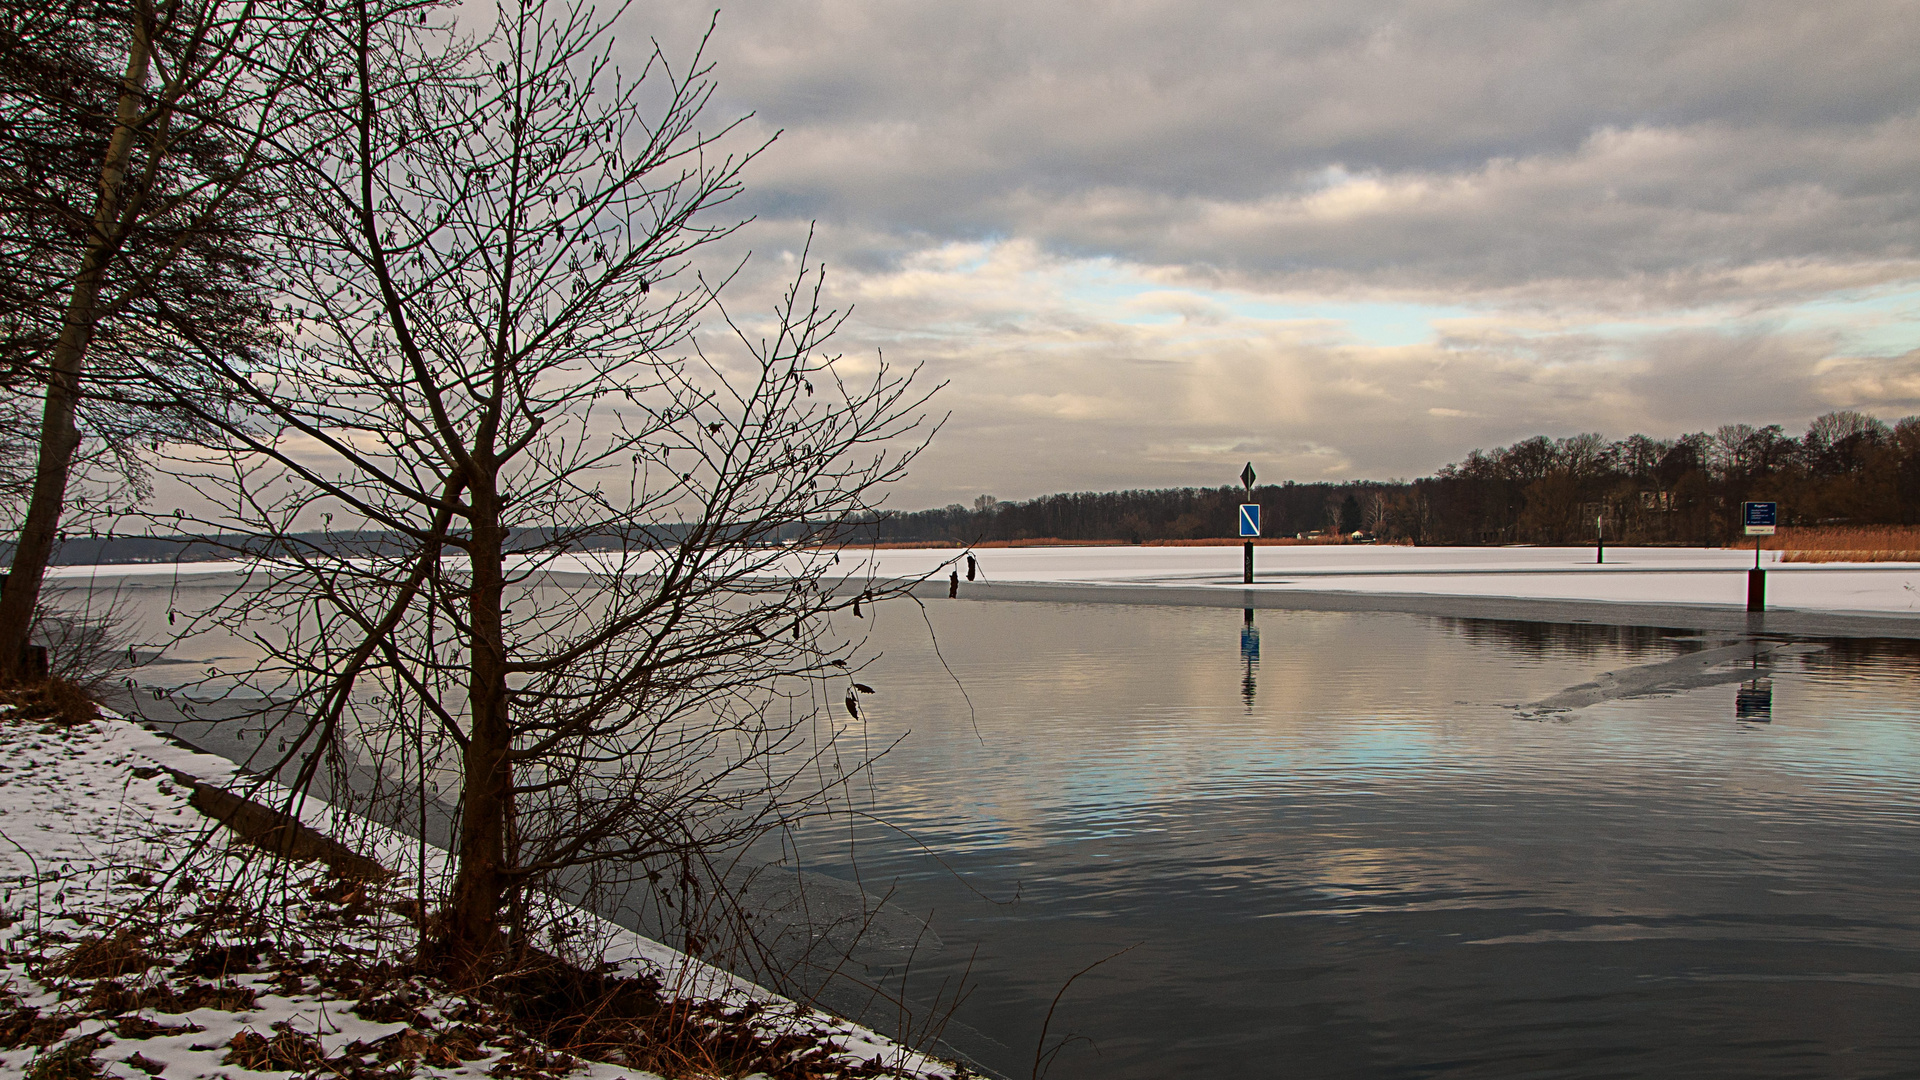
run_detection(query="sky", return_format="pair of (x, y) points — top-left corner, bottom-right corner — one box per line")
(610, 0), (1920, 508)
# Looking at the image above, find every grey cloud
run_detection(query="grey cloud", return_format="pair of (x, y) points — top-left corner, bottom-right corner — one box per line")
(804, 291), (1920, 503)
(622, 0), (1920, 286)
(602, 1), (1920, 493)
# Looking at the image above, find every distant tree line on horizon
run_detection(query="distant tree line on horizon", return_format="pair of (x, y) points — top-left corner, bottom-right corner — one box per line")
(31, 408), (1920, 564)
(876, 410), (1920, 547)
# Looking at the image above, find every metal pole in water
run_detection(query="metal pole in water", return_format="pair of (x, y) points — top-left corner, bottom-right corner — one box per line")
(1742, 501), (1777, 614)
(1239, 462), (1258, 585)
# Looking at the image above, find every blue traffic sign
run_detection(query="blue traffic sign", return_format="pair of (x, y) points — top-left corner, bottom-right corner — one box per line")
(1743, 501), (1777, 536)
(1239, 503), (1261, 538)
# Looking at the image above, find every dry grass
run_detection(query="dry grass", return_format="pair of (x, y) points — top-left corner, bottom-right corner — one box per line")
(0, 677), (101, 724)
(8, 872), (923, 1080)
(1781, 550), (1920, 563)
(1, 688), (954, 1080)
(1728, 525), (1920, 563)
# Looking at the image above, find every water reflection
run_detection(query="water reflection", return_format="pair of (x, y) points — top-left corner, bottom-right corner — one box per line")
(1435, 615), (1687, 660)
(51, 580), (1920, 1080)
(794, 601), (1920, 1079)
(1239, 608), (1258, 707)
(1736, 677), (1773, 722)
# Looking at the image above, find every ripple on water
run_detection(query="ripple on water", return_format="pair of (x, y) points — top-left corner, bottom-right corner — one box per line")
(796, 604), (1920, 1078)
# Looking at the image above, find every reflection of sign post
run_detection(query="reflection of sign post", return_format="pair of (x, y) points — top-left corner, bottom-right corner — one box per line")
(1238, 463), (1258, 584)
(1743, 501), (1777, 612)
(1240, 608), (1259, 708)
(1736, 678), (1772, 722)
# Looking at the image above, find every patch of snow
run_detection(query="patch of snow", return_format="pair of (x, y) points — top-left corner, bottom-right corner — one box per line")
(0, 710), (962, 1080)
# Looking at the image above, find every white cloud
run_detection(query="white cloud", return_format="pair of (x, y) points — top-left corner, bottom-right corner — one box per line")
(613, 0), (1920, 503)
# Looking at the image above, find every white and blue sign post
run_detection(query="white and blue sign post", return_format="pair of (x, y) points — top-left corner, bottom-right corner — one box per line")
(1238, 462), (1259, 584)
(1743, 501), (1778, 612)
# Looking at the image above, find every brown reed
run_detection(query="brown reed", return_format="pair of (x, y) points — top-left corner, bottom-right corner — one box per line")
(1728, 525), (1920, 563)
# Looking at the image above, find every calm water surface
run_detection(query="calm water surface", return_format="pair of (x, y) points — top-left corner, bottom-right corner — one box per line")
(82, 580), (1920, 1078)
(788, 601), (1920, 1079)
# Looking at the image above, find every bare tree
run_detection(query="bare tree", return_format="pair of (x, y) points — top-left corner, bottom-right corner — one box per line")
(155, 0), (938, 973)
(0, 0), (290, 681)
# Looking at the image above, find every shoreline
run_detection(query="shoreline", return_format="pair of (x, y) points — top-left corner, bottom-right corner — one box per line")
(0, 706), (961, 1080)
(41, 544), (1920, 640)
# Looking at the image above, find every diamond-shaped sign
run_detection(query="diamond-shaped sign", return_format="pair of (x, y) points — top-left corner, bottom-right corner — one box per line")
(1240, 462), (1257, 490)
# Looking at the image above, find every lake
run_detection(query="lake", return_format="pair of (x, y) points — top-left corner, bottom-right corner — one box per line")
(73, 575), (1920, 1078)
(790, 599), (1920, 1079)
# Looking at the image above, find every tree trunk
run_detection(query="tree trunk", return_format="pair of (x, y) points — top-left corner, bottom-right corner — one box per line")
(445, 473), (513, 971)
(0, 17), (154, 684)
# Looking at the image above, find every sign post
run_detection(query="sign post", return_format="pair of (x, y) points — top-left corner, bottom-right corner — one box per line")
(1743, 501), (1777, 612)
(1239, 462), (1259, 585)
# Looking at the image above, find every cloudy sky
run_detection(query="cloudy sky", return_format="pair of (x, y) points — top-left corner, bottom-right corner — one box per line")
(631, 0), (1920, 507)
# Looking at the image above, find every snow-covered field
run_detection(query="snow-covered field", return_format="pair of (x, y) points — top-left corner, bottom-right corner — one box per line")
(841, 544), (1920, 616)
(0, 708), (958, 1080)
(45, 543), (1920, 621)
(56, 541), (1920, 611)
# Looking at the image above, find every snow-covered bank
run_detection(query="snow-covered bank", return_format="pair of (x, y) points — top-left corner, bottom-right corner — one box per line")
(0, 706), (961, 1080)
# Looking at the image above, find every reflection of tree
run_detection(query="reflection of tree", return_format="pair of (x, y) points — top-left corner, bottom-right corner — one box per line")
(1799, 637), (1920, 674)
(1435, 617), (1681, 661)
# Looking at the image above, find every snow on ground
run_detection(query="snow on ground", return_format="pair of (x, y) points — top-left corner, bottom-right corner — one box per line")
(830, 545), (1920, 617)
(46, 545), (1920, 617)
(0, 707), (960, 1080)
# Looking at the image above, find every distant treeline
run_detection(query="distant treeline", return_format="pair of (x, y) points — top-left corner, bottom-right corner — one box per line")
(23, 410), (1920, 562)
(875, 410), (1920, 547)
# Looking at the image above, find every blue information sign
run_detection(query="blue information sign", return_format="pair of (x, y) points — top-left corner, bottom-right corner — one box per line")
(1239, 503), (1261, 538)
(1743, 501), (1777, 535)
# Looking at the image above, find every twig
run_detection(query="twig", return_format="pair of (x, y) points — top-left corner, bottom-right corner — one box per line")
(1032, 942), (1139, 1080)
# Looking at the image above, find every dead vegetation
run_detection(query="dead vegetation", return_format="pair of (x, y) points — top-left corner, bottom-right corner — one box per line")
(0, 697), (960, 1080)
(4, 862), (939, 1080)
(0, 677), (101, 725)
(1729, 525), (1920, 562)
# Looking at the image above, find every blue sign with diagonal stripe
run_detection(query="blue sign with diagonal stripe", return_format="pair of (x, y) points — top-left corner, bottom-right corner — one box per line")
(1239, 503), (1261, 538)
